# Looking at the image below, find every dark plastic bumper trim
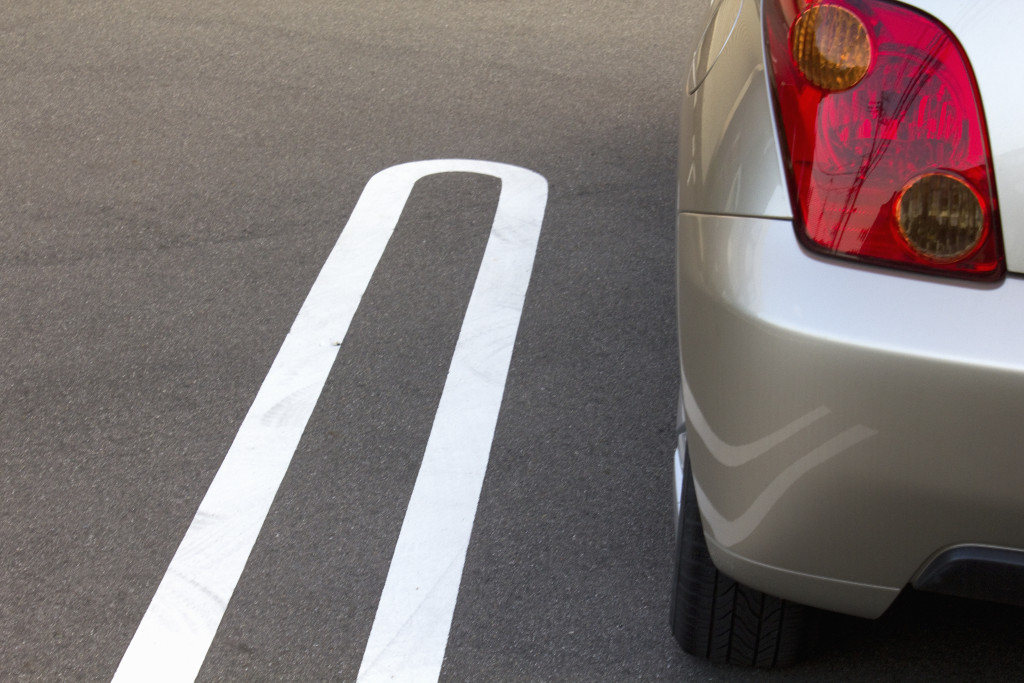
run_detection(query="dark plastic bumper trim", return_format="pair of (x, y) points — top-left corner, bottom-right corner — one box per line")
(913, 546), (1024, 607)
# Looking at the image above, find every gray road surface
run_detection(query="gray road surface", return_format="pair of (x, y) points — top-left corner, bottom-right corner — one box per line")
(1, 1), (1022, 680)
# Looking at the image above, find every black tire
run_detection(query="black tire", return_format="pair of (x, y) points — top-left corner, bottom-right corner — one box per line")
(670, 449), (808, 667)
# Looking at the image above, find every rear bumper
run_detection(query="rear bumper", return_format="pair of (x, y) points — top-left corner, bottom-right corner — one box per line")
(676, 211), (1024, 618)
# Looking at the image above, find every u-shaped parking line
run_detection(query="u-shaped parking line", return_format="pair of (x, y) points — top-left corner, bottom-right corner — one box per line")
(113, 160), (548, 682)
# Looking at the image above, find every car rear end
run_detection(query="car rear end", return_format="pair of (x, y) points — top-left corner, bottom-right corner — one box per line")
(675, 0), (1024, 629)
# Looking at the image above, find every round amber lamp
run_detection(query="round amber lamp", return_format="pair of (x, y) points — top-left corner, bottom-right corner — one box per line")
(791, 4), (871, 91)
(896, 173), (986, 263)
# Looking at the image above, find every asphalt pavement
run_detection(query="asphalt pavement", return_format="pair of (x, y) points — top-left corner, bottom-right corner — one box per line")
(2, 1), (1024, 681)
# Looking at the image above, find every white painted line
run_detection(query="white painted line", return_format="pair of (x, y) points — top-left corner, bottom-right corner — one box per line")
(113, 160), (548, 683)
(356, 164), (547, 683)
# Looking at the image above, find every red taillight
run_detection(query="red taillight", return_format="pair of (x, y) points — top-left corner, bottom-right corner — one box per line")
(764, 0), (1004, 280)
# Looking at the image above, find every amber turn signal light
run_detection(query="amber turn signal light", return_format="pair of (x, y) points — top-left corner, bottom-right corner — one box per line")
(791, 4), (871, 91)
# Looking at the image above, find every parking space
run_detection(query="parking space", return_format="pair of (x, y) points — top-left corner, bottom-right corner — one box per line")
(3, 1), (1024, 681)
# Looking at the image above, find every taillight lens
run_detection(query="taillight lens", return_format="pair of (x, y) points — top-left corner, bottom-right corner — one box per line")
(764, 0), (1004, 280)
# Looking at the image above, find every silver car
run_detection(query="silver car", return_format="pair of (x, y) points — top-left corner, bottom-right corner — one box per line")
(671, 0), (1024, 667)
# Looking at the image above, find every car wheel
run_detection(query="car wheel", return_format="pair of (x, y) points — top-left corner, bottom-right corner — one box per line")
(670, 448), (808, 667)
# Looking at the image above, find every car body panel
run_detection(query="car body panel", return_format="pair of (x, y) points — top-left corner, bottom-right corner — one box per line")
(677, 0), (790, 219)
(677, 212), (1024, 616)
(688, 0), (744, 94)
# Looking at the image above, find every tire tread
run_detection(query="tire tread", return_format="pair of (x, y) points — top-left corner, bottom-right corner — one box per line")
(670, 453), (807, 668)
